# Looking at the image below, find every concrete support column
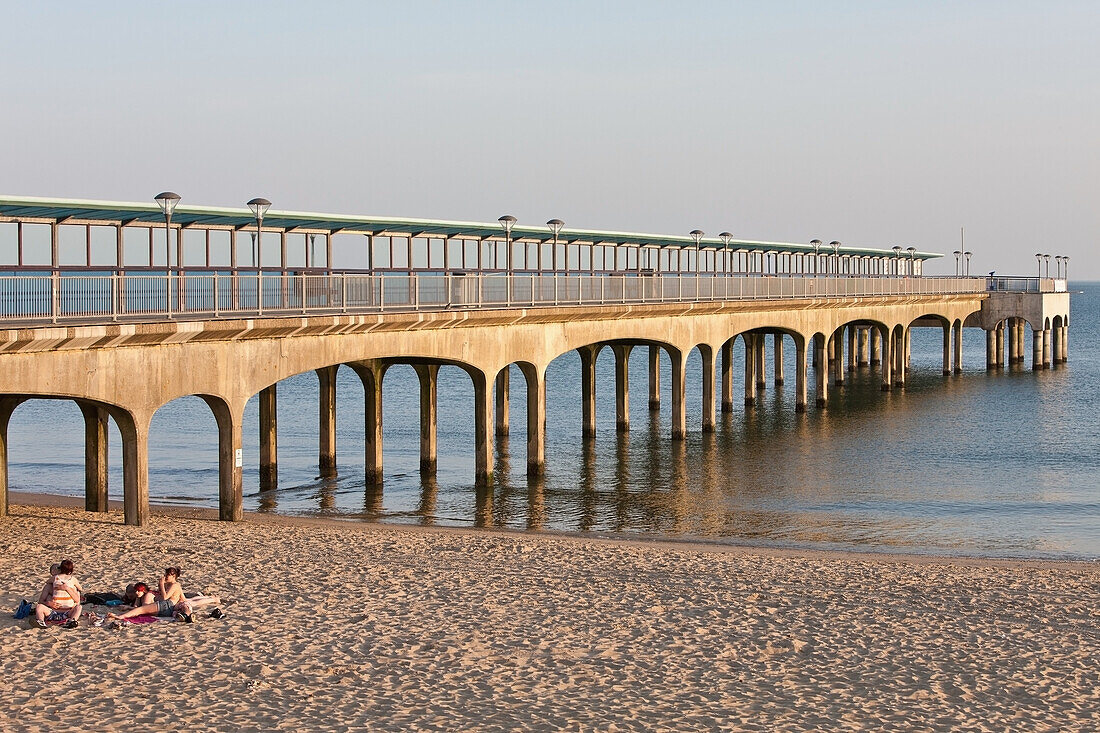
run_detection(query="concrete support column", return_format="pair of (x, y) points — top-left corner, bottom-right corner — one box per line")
(880, 326), (893, 391)
(348, 362), (386, 484)
(115, 409), (151, 526)
(795, 338), (808, 413)
(472, 369), (494, 484)
(942, 325), (952, 375)
(259, 385), (277, 491)
(316, 365), (338, 478)
(814, 334), (828, 407)
(648, 345), (661, 411)
(985, 330), (996, 370)
(995, 324), (1005, 368)
(670, 348), (687, 440)
(201, 397), (244, 522)
(953, 323), (963, 374)
(720, 341), (734, 413)
(1032, 329), (1043, 370)
(858, 327), (870, 366)
(1061, 325), (1069, 362)
(0, 398), (25, 518)
(1007, 318), (1018, 363)
(1052, 326), (1062, 365)
(579, 345), (599, 438)
(612, 344), (633, 432)
(494, 368), (509, 437)
(78, 402), (110, 512)
(1042, 329), (1051, 368)
(413, 364), (438, 475)
(519, 364), (546, 476)
(904, 328), (911, 372)
(744, 334), (756, 407)
(847, 327), (857, 372)
(870, 327), (881, 366)
(773, 334), (785, 386)
(1019, 320), (1028, 362)
(701, 346), (715, 433)
(755, 336), (766, 390)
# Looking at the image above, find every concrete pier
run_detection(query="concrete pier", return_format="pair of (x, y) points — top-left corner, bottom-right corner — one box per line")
(701, 347), (716, 433)
(815, 334), (828, 407)
(870, 327), (881, 366)
(259, 385), (277, 491)
(773, 334), (785, 386)
(580, 345), (599, 438)
(414, 364), (439, 474)
(847, 327), (857, 372)
(744, 334), (757, 407)
(755, 336), (766, 391)
(858, 327), (870, 367)
(648, 346), (661, 411)
(720, 341), (734, 413)
(495, 369), (510, 437)
(613, 344), (633, 433)
(317, 366), (338, 478)
(78, 402), (109, 513)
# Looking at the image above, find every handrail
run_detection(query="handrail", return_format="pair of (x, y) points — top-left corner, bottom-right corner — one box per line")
(0, 272), (996, 327)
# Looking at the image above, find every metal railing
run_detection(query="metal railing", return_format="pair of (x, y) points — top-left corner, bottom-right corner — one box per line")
(986, 277), (1066, 293)
(0, 271), (991, 326)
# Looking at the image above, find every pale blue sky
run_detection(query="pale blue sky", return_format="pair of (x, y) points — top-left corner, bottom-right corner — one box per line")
(1, 1), (1096, 276)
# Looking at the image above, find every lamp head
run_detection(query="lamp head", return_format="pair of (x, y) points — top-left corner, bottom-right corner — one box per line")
(498, 214), (517, 235)
(718, 231), (732, 246)
(689, 229), (704, 244)
(546, 219), (564, 236)
(830, 240), (841, 253)
(247, 198), (272, 220)
(810, 239), (821, 252)
(154, 191), (181, 217)
(892, 245), (902, 255)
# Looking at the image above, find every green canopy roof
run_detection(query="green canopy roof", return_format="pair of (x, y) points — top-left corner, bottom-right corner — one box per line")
(0, 195), (941, 260)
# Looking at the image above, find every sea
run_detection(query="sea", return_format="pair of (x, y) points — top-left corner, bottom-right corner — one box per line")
(8, 282), (1098, 561)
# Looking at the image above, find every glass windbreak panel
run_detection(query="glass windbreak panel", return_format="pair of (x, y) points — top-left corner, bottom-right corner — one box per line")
(626, 247), (637, 270)
(58, 225), (87, 266)
(208, 230), (231, 267)
(371, 236), (391, 268)
(445, 239), (463, 270)
(285, 233), (306, 268)
(333, 233), (369, 270)
(462, 239), (477, 269)
(182, 229), (206, 268)
(260, 232), (282, 268)
(122, 227), (150, 267)
(89, 226), (117, 266)
(0, 222), (17, 264)
(425, 238), (441, 270)
(235, 231), (259, 268)
(481, 240), (495, 269)
(580, 243), (591, 270)
(392, 237), (409, 269)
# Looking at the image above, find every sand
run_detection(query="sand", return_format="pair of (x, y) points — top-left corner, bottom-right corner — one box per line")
(1, 497), (1097, 732)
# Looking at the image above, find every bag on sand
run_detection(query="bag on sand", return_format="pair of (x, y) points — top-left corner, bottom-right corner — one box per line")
(13, 599), (33, 620)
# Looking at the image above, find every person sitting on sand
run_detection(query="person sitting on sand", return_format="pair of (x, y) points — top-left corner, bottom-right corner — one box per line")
(107, 566), (221, 622)
(34, 559), (82, 629)
(121, 581), (150, 608)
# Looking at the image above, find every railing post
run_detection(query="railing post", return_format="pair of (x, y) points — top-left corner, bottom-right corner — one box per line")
(50, 269), (59, 323)
(213, 272), (220, 317)
(257, 270), (264, 316)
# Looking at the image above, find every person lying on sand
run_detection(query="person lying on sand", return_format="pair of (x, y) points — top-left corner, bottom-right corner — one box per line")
(121, 581), (150, 608)
(34, 559), (82, 629)
(107, 566), (221, 623)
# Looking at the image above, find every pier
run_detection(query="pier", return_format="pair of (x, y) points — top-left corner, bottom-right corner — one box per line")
(0, 196), (1070, 525)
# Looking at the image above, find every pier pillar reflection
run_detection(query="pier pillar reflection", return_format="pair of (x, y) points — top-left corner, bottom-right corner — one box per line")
(612, 344), (633, 433)
(413, 364), (439, 475)
(259, 385), (277, 491)
(78, 401), (109, 513)
(720, 341), (734, 413)
(316, 365), (338, 478)
(773, 334), (785, 386)
(648, 345), (661, 411)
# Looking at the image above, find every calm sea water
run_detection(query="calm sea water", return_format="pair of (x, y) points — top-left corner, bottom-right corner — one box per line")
(9, 283), (1098, 560)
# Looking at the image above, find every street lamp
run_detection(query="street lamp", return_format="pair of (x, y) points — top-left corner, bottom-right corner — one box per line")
(892, 245), (902, 276)
(1043, 253), (1051, 278)
(719, 232), (732, 275)
(1035, 252), (1042, 277)
(498, 215), (517, 271)
(963, 250), (972, 277)
(953, 250), (961, 277)
(907, 246), (916, 275)
(689, 230), (704, 273)
(810, 239), (822, 275)
(546, 219), (563, 273)
(247, 198), (271, 268)
(829, 241), (841, 275)
(1063, 256), (1070, 280)
(155, 191), (181, 315)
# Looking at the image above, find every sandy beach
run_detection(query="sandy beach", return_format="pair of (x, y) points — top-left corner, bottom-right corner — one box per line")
(1, 496), (1097, 732)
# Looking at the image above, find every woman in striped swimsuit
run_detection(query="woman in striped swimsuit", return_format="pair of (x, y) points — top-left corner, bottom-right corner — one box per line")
(34, 559), (82, 628)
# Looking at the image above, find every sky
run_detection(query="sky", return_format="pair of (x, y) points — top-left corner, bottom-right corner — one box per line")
(1, 1), (1096, 277)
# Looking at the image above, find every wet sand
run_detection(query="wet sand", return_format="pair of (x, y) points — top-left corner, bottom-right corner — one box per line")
(1, 495), (1097, 731)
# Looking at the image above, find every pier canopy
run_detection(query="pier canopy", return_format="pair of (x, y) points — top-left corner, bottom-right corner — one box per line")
(0, 195), (939, 259)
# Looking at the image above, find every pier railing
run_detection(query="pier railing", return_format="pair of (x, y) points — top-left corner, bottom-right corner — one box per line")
(0, 272), (989, 326)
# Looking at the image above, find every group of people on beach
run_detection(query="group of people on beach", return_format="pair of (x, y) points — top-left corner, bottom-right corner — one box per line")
(30, 559), (221, 628)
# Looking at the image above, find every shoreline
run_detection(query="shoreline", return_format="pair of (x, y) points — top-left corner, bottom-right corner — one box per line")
(10, 490), (1095, 572)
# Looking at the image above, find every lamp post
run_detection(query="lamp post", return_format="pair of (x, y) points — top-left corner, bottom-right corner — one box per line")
(1064, 256), (1069, 280)
(810, 239), (821, 275)
(689, 230), (704, 273)
(963, 250), (972, 277)
(248, 198), (271, 312)
(498, 215), (517, 272)
(719, 232), (732, 275)
(907, 246), (916, 276)
(892, 245), (902, 276)
(953, 250), (961, 277)
(546, 219), (563, 274)
(1035, 252), (1042, 277)
(155, 191), (181, 316)
(829, 241), (840, 276)
(1043, 253), (1051, 278)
